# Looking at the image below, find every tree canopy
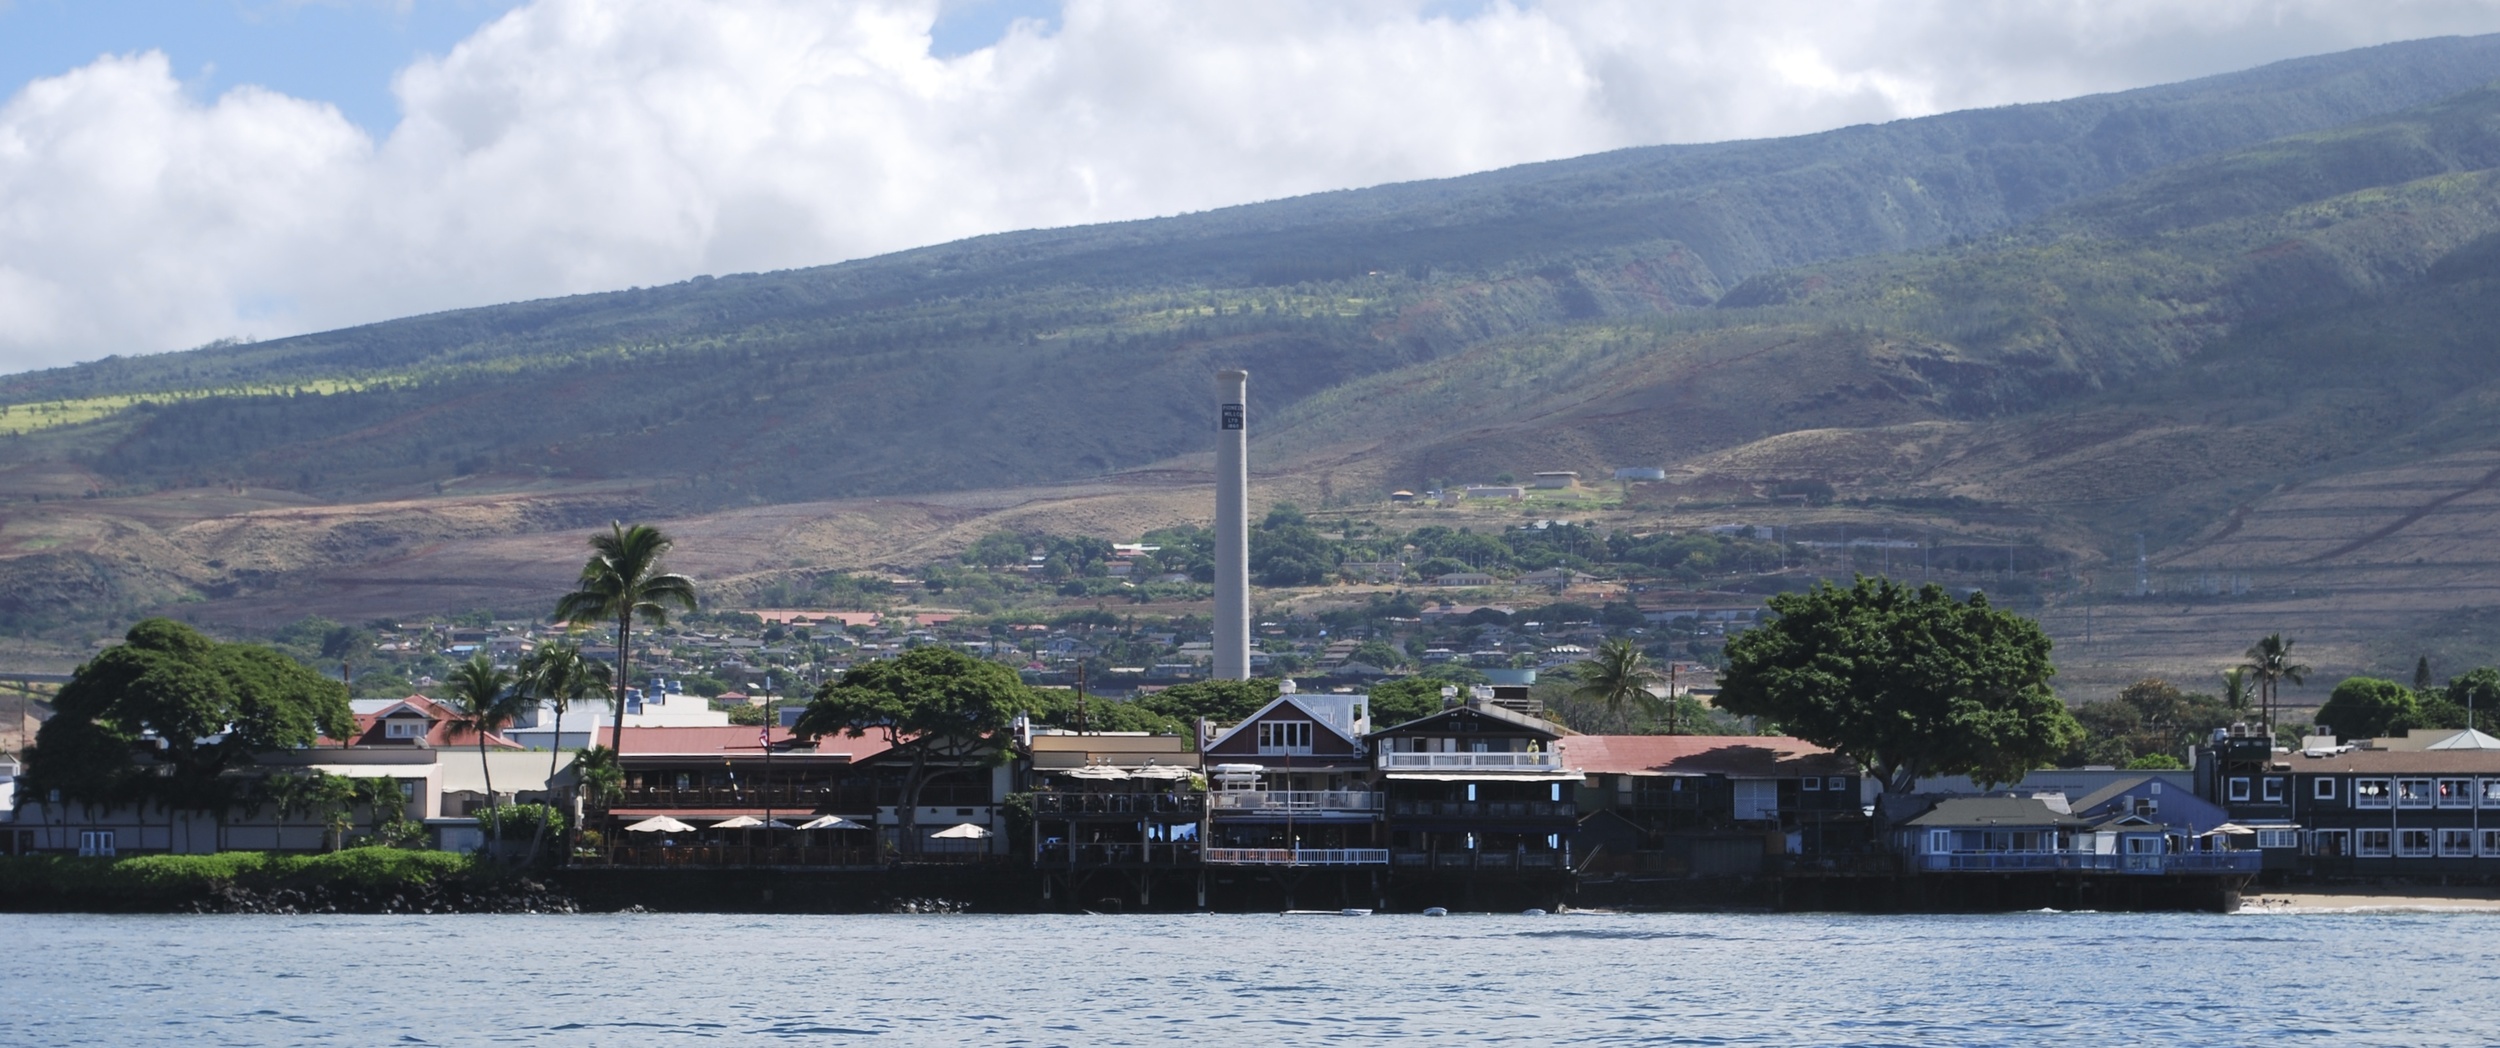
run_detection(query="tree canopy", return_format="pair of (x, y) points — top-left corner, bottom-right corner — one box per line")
(794, 647), (1032, 855)
(26, 618), (352, 808)
(1715, 578), (2079, 792)
(1132, 678), (1279, 725)
(2315, 677), (2421, 741)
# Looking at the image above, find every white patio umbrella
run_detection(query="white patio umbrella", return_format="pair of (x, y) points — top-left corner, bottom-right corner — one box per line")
(760, 818), (797, 830)
(1131, 765), (1194, 780)
(1060, 766), (1129, 780)
(710, 815), (765, 829)
(795, 815), (867, 831)
(624, 816), (695, 833)
(928, 822), (992, 839)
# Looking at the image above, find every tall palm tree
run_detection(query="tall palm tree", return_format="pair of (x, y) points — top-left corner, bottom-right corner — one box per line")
(552, 522), (698, 761)
(1575, 638), (1667, 731)
(444, 654), (526, 850)
(517, 640), (608, 863)
(2241, 634), (2310, 737)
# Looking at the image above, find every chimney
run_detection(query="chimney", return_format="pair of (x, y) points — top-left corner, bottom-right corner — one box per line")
(1214, 368), (1250, 680)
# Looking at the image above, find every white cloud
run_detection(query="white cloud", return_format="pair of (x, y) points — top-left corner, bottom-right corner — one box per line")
(5, 0), (2500, 374)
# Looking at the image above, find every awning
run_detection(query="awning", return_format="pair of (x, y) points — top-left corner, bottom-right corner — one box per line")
(1385, 771), (1583, 782)
(794, 815), (868, 831)
(624, 816), (696, 833)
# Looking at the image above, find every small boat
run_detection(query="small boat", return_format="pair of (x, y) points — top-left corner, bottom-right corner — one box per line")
(1421, 906), (1449, 917)
(1520, 908), (1547, 916)
(1340, 908), (1372, 917)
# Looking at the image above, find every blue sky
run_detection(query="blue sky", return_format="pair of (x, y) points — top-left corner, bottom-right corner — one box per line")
(4, 1), (2500, 374)
(0, 0), (1059, 133)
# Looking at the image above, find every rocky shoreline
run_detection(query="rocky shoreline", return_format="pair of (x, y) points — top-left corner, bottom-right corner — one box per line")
(182, 876), (582, 915)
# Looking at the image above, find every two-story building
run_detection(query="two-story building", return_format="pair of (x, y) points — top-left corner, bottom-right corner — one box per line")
(2207, 727), (2500, 877)
(1027, 732), (1204, 907)
(1366, 697), (1577, 906)
(1562, 735), (1867, 877)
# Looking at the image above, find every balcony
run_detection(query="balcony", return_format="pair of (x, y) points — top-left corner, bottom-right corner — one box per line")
(1390, 849), (1567, 871)
(1033, 793), (1205, 817)
(1388, 799), (1575, 819)
(1038, 841), (1203, 867)
(1208, 791), (1384, 814)
(1204, 847), (1388, 866)
(1915, 851), (2262, 874)
(1379, 751), (1564, 772)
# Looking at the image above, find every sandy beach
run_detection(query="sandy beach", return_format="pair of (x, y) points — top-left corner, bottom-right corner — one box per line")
(2237, 886), (2500, 913)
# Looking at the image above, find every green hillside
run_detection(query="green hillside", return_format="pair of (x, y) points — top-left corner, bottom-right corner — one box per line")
(9, 36), (2500, 509)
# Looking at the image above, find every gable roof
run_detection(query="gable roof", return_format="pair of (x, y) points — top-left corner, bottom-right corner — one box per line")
(333, 695), (522, 750)
(1560, 735), (1855, 778)
(1368, 700), (1564, 740)
(1905, 796), (2093, 829)
(1206, 695), (1367, 753)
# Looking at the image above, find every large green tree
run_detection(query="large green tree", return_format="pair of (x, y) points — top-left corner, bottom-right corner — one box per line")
(552, 522), (698, 760)
(2314, 676), (2420, 742)
(792, 647), (1031, 857)
(1716, 578), (2080, 793)
(26, 619), (352, 825)
(1134, 678), (1279, 724)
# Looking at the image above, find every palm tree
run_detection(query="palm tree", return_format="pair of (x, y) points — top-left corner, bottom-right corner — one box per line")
(444, 654), (526, 851)
(517, 640), (608, 862)
(552, 522), (698, 761)
(2219, 667), (2252, 718)
(2241, 634), (2310, 737)
(1575, 638), (1667, 731)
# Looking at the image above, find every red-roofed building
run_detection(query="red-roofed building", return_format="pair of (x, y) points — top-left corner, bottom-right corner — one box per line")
(334, 695), (524, 750)
(1561, 735), (1870, 873)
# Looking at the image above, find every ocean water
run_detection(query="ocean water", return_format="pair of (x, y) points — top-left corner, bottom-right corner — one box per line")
(1, 910), (2493, 1046)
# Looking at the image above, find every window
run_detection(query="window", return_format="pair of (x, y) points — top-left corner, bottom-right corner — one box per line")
(1928, 829), (1951, 853)
(2354, 779), (2392, 809)
(1801, 777), (1821, 791)
(2228, 777), (2251, 802)
(1828, 776), (1848, 792)
(2309, 829), (2348, 857)
(1256, 720), (1313, 755)
(397, 780), (417, 799)
(2257, 829), (2300, 849)
(2483, 779), (2500, 809)
(78, 831), (115, 857)
(2314, 777), (2337, 801)
(2482, 829), (2500, 857)
(2262, 778), (2284, 803)
(2398, 829), (2435, 858)
(2397, 778), (2435, 809)
(2441, 829), (2475, 857)
(2357, 828), (2392, 857)
(2438, 779), (2474, 809)
(385, 719), (425, 739)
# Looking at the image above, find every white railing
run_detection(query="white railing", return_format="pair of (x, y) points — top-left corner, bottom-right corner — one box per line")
(1378, 751), (1564, 771)
(1204, 847), (1390, 866)
(1208, 791), (1384, 813)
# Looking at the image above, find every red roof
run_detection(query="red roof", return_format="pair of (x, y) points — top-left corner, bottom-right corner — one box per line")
(1560, 735), (1855, 778)
(334, 694), (523, 750)
(614, 725), (894, 762)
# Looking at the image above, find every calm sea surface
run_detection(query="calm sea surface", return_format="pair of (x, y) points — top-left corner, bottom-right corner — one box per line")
(3, 910), (2494, 1046)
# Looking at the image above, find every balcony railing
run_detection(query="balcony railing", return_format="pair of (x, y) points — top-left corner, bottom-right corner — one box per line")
(1391, 849), (1568, 871)
(1033, 793), (1205, 816)
(1915, 851), (2262, 874)
(1208, 791), (1384, 814)
(1204, 847), (1389, 866)
(1388, 799), (1575, 819)
(1037, 842), (1203, 867)
(1378, 751), (1564, 771)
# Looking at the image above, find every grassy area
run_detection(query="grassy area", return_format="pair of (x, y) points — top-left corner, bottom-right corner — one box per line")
(0, 848), (482, 909)
(0, 378), (391, 436)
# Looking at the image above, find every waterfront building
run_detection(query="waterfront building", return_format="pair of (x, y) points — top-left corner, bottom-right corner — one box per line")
(1366, 696), (1578, 887)
(1561, 734), (1867, 877)
(1026, 733), (1204, 907)
(1200, 693), (1383, 869)
(2201, 726), (2500, 876)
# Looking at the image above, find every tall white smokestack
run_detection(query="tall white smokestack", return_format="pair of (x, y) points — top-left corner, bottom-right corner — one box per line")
(1214, 368), (1250, 681)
